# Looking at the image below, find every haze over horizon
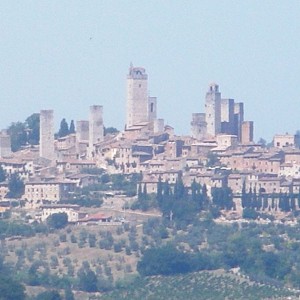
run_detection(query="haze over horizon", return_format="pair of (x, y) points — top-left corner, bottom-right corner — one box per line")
(1, 1), (299, 142)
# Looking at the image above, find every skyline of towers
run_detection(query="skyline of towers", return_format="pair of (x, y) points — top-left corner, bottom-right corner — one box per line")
(192, 83), (253, 143)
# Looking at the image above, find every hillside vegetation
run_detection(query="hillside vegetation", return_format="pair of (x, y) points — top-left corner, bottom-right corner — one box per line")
(100, 270), (298, 300)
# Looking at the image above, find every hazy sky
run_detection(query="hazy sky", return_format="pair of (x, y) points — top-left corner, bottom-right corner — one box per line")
(0, 1), (299, 141)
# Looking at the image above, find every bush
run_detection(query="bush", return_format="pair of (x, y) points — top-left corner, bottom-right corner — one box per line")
(47, 213), (68, 229)
(243, 208), (258, 220)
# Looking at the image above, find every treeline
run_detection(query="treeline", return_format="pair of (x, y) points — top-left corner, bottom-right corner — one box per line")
(242, 183), (300, 212)
(137, 244), (216, 276)
(135, 176), (235, 222)
(137, 224), (295, 287)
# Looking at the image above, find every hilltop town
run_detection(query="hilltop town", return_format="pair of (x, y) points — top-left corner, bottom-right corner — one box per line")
(2, 66), (300, 299)
(0, 65), (298, 222)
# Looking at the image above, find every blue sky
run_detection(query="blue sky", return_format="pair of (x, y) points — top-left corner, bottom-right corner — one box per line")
(0, 1), (299, 141)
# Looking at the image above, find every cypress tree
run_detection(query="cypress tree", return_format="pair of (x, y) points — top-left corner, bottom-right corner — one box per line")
(69, 120), (75, 134)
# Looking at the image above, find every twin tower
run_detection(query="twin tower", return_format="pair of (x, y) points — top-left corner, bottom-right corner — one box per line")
(40, 106), (103, 161)
(192, 83), (253, 143)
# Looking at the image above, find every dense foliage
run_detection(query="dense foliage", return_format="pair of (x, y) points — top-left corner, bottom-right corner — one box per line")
(137, 244), (215, 276)
(7, 173), (25, 198)
(47, 213), (68, 229)
(7, 113), (40, 152)
(101, 270), (297, 300)
(0, 256), (25, 300)
(57, 118), (75, 138)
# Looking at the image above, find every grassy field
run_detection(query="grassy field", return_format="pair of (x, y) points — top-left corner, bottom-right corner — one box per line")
(99, 270), (299, 300)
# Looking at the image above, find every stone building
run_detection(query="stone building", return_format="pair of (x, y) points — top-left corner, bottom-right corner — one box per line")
(0, 131), (11, 158)
(241, 121), (254, 144)
(153, 119), (164, 133)
(41, 204), (80, 222)
(126, 65), (149, 128)
(233, 103), (244, 141)
(221, 98), (235, 134)
(126, 65), (158, 130)
(273, 134), (297, 149)
(191, 113), (207, 140)
(23, 179), (76, 207)
(205, 83), (221, 137)
(88, 105), (104, 157)
(148, 96), (157, 122)
(40, 110), (55, 161)
(76, 120), (89, 142)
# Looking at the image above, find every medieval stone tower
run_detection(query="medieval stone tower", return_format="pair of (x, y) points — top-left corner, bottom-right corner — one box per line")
(221, 98), (235, 134)
(191, 113), (207, 140)
(88, 105), (104, 157)
(40, 110), (55, 161)
(148, 96), (157, 122)
(233, 102), (244, 141)
(205, 83), (221, 137)
(126, 65), (149, 129)
(0, 131), (11, 158)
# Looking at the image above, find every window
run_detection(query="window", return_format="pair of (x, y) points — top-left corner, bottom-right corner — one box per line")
(150, 103), (154, 112)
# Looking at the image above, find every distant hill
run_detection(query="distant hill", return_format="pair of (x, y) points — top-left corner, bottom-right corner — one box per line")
(100, 270), (298, 300)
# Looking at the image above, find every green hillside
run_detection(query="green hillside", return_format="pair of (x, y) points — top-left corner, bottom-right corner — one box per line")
(100, 270), (298, 300)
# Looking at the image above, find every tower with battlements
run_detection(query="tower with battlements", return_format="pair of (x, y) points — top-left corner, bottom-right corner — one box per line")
(126, 65), (157, 129)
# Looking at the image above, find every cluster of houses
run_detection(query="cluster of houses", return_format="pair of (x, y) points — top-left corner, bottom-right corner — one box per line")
(1, 129), (300, 206)
(0, 125), (299, 218)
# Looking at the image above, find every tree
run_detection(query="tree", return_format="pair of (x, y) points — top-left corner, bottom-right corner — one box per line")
(47, 213), (68, 229)
(58, 118), (69, 138)
(137, 244), (194, 276)
(0, 276), (25, 300)
(64, 286), (74, 300)
(0, 166), (6, 182)
(25, 113), (40, 145)
(77, 265), (98, 292)
(35, 290), (61, 300)
(156, 176), (163, 204)
(69, 120), (75, 134)
(7, 122), (27, 152)
(206, 151), (219, 167)
(104, 127), (119, 135)
(257, 137), (267, 148)
(0, 256), (25, 300)
(7, 174), (24, 198)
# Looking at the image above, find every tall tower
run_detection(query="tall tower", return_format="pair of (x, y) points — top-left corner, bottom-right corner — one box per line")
(126, 65), (148, 128)
(221, 98), (235, 134)
(148, 96), (157, 122)
(241, 121), (254, 144)
(191, 113), (207, 140)
(233, 102), (244, 141)
(89, 105), (104, 147)
(0, 131), (11, 158)
(205, 83), (221, 137)
(40, 110), (55, 161)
